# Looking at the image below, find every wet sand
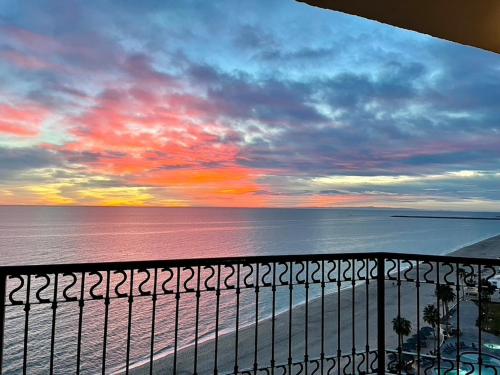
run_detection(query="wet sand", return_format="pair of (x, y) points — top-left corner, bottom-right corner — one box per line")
(130, 235), (500, 374)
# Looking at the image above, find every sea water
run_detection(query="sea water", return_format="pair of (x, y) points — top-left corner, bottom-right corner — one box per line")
(0, 207), (499, 373)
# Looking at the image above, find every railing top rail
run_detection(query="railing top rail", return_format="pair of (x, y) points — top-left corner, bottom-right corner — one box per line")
(0, 251), (498, 275)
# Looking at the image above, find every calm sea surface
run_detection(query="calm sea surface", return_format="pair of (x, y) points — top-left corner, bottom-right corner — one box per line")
(1, 206), (499, 265)
(1, 207), (499, 374)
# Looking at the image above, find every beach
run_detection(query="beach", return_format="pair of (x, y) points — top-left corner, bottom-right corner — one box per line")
(129, 234), (500, 374)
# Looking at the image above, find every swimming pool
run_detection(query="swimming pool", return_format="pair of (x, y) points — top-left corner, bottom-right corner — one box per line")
(434, 354), (500, 375)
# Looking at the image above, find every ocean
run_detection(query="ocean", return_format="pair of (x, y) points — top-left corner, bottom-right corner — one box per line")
(1, 206), (499, 266)
(0, 207), (499, 374)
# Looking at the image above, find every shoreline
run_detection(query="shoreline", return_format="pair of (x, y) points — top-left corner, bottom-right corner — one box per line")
(129, 234), (500, 374)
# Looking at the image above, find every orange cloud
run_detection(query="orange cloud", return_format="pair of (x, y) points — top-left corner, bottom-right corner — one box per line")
(139, 167), (254, 186)
(136, 167), (268, 207)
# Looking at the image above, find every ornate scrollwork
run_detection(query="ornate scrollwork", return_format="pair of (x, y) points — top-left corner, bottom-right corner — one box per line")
(88, 271), (104, 300)
(341, 353), (352, 375)
(483, 264), (497, 284)
(326, 260), (337, 282)
(260, 263), (272, 287)
(341, 259), (352, 282)
(294, 261), (306, 284)
(401, 259), (415, 282)
(137, 268), (152, 296)
(442, 262), (455, 285)
(292, 362), (304, 374)
(310, 260), (321, 283)
(386, 258), (397, 280)
(62, 272), (78, 302)
(8, 275), (25, 305)
(355, 352), (366, 373)
(369, 259), (378, 280)
(369, 351), (378, 373)
(276, 364), (287, 375)
(484, 364), (499, 375)
(422, 356), (436, 374)
(278, 262), (289, 285)
(461, 264), (476, 286)
(325, 356), (336, 375)
(356, 259), (366, 281)
(203, 265), (216, 291)
(182, 266), (196, 292)
(309, 359), (321, 375)
(222, 264), (236, 289)
(242, 263), (255, 288)
(421, 261), (435, 284)
(114, 270), (128, 297)
(34, 274), (51, 303)
(160, 267), (175, 294)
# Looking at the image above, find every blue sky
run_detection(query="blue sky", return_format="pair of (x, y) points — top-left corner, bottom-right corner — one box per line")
(0, 0), (499, 209)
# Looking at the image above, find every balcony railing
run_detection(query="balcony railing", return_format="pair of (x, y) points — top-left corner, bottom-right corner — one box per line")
(0, 252), (499, 374)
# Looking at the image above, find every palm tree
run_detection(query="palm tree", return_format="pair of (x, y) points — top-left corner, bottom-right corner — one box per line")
(435, 284), (455, 318)
(423, 304), (439, 352)
(479, 278), (496, 302)
(392, 316), (412, 350)
(477, 278), (497, 331)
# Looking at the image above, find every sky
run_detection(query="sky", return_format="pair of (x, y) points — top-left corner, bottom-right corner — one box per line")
(0, 1), (499, 210)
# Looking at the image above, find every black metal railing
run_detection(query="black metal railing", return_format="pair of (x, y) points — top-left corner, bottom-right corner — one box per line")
(0, 252), (499, 374)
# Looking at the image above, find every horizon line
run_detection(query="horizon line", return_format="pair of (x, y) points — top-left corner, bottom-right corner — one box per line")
(0, 204), (498, 213)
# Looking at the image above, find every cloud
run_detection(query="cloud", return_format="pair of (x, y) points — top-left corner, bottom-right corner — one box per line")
(0, 1), (499, 208)
(0, 103), (49, 137)
(0, 147), (60, 176)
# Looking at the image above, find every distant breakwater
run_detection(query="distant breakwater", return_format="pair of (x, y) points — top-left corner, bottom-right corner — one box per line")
(392, 215), (500, 220)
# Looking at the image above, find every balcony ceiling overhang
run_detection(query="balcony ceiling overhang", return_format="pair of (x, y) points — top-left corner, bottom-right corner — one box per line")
(297, 0), (500, 54)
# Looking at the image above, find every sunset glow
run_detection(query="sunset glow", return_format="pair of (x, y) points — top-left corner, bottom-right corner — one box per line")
(1, 1), (499, 209)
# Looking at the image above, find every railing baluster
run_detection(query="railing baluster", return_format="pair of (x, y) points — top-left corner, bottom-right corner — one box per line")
(194, 266), (201, 375)
(436, 262), (441, 375)
(0, 271), (6, 374)
(320, 260), (325, 375)
(478, 264), (482, 375)
(125, 269), (135, 374)
(253, 263), (259, 374)
(76, 272), (85, 374)
(337, 260), (341, 375)
(304, 261), (309, 374)
(455, 262), (460, 375)
(377, 256), (385, 375)
(365, 258), (369, 375)
(22, 274), (31, 375)
(352, 258), (356, 375)
(271, 262), (276, 374)
(102, 270), (111, 375)
(234, 263), (241, 375)
(49, 273), (58, 374)
(173, 267), (181, 375)
(149, 267), (158, 375)
(397, 258), (401, 375)
(288, 261), (293, 374)
(416, 260), (421, 375)
(214, 264), (221, 375)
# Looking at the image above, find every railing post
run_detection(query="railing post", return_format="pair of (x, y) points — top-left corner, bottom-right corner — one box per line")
(0, 270), (6, 374)
(377, 255), (385, 375)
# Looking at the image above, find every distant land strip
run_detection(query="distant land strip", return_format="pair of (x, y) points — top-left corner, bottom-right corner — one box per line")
(392, 215), (500, 220)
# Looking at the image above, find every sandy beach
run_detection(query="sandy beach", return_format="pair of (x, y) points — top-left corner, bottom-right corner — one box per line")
(130, 234), (500, 374)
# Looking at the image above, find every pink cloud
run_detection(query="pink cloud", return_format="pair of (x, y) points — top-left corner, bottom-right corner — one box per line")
(0, 103), (49, 137)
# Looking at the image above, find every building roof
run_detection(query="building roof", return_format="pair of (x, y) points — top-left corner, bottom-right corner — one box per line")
(297, 0), (500, 54)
